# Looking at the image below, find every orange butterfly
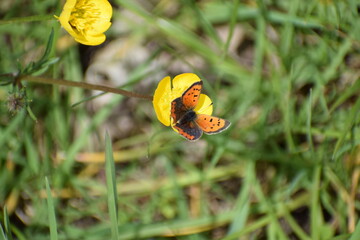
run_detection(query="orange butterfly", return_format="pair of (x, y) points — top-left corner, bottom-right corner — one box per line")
(171, 81), (230, 141)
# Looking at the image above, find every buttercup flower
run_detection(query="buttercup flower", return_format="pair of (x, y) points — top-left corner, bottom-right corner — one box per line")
(56, 0), (112, 46)
(153, 73), (213, 127)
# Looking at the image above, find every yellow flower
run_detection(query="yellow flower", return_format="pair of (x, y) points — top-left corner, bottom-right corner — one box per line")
(153, 73), (213, 127)
(56, 0), (112, 46)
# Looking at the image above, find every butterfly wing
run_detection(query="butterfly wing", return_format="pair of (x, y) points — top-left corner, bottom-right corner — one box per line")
(181, 81), (203, 109)
(171, 97), (187, 124)
(173, 121), (203, 141)
(171, 81), (203, 123)
(195, 114), (231, 135)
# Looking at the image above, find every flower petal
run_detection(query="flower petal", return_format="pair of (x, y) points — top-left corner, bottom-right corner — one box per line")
(76, 34), (106, 46)
(61, 0), (77, 13)
(57, 0), (77, 37)
(153, 76), (172, 126)
(195, 94), (213, 115)
(96, 0), (113, 19)
(87, 0), (112, 34)
(88, 21), (112, 36)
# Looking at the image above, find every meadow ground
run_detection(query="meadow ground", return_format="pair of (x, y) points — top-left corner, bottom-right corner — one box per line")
(0, 0), (360, 239)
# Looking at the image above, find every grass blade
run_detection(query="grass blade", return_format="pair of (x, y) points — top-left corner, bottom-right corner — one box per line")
(332, 97), (360, 160)
(310, 165), (322, 240)
(349, 220), (360, 240)
(0, 223), (6, 240)
(24, 133), (40, 174)
(307, 89), (314, 156)
(39, 28), (54, 63)
(0, 111), (24, 147)
(105, 132), (119, 240)
(3, 207), (13, 240)
(227, 161), (252, 234)
(45, 177), (58, 240)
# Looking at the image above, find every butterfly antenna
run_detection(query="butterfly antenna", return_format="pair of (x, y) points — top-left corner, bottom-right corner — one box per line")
(170, 77), (174, 90)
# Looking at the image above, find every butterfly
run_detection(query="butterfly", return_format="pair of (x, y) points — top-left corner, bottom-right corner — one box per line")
(170, 81), (231, 141)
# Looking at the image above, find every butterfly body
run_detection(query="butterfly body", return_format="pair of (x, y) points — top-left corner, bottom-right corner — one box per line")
(171, 81), (230, 141)
(178, 110), (197, 125)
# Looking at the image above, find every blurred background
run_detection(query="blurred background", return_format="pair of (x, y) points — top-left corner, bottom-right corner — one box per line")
(0, 0), (360, 239)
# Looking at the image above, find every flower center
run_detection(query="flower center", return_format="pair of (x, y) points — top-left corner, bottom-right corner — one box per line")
(69, 0), (100, 34)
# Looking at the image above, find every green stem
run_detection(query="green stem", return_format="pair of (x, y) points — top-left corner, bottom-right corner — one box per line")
(18, 75), (153, 101)
(0, 15), (56, 25)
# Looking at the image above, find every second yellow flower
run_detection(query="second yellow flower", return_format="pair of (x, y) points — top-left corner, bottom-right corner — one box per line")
(57, 0), (112, 46)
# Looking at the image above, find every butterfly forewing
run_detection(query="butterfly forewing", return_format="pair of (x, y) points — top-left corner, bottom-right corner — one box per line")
(195, 114), (231, 134)
(174, 122), (203, 141)
(181, 81), (203, 109)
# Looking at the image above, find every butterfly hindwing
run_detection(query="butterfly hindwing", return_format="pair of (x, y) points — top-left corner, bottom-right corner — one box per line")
(195, 114), (231, 135)
(181, 81), (203, 109)
(173, 121), (203, 141)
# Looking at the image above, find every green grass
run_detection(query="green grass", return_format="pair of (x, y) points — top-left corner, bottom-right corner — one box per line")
(1, 0), (360, 239)
(45, 177), (58, 240)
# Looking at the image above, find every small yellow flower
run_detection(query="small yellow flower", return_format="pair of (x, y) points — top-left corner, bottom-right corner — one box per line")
(56, 0), (112, 46)
(153, 73), (213, 127)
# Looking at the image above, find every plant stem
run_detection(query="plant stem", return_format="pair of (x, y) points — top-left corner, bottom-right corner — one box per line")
(0, 15), (55, 25)
(18, 75), (153, 101)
